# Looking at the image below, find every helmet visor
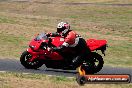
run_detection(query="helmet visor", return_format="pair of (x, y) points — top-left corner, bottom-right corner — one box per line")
(57, 28), (63, 33)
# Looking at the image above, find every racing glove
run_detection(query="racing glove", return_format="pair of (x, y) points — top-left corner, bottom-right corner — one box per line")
(46, 32), (60, 37)
(52, 45), (66, 52)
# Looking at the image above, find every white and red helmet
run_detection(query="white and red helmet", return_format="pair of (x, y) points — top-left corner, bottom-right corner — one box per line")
(57, 22), (70, 34)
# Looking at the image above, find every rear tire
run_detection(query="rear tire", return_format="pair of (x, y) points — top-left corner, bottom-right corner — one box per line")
(82, 52), (104, 74)
(20, 51), (43, 69)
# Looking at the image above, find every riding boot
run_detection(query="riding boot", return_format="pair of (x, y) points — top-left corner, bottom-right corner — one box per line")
(71, 56), (83, 68)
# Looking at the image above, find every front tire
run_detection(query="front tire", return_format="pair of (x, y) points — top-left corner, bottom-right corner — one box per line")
(20, 51), (43, 69)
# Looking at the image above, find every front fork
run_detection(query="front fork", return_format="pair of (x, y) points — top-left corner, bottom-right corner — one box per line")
(26, 48), (49, 62)
(26, 48), (39, 62)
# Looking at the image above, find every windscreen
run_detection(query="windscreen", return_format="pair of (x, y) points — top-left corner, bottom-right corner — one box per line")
(34, 33), (48, 41)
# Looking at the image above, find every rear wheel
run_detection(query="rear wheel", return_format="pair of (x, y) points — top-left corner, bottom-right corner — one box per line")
(20, 51), (43, 69)
(81, 52), (104, 74)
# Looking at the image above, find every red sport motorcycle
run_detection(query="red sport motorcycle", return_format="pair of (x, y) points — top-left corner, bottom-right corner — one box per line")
(20, 33), (107, 74)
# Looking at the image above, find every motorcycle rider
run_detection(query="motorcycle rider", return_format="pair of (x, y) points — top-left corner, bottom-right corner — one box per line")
(47, 22), (91, 68)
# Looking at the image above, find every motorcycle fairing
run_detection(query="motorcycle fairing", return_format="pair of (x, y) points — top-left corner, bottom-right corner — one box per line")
(86, 39), (107, 51)
(29, 39), (43, 51)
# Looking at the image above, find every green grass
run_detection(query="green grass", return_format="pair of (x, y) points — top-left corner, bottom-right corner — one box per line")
(0, 72), (75, 88)
(0, 72), (132, 88)
(0, 33), (28, 58)
(0, 16), (17, 24)
(0, 72), (75, 82)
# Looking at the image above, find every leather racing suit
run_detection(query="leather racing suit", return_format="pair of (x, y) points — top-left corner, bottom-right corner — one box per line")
(49, 30), (91, 68)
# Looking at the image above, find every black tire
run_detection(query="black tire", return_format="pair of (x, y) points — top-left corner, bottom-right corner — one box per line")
(82, 52), (104, 74)
(20, 51), (43, 69)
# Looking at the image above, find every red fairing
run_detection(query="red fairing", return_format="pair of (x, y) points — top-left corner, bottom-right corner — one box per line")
(87, 39), (107, 51)
(27, 34), (64, 61)
(27, 47), (63, 61)
(29, 39), (43, 51)
(48, 52), (63, 60)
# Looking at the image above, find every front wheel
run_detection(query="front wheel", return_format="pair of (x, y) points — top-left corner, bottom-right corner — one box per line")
(20, 51), (43, 69)
(81, 52), (104, 74)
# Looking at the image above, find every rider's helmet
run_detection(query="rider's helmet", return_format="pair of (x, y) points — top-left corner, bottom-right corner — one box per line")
(57, 22), (70, 35)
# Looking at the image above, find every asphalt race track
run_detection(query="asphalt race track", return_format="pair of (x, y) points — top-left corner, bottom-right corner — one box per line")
(0, 58), (131, 82)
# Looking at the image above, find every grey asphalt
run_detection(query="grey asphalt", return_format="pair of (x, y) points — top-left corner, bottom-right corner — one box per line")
(0, 58), (131, 82)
